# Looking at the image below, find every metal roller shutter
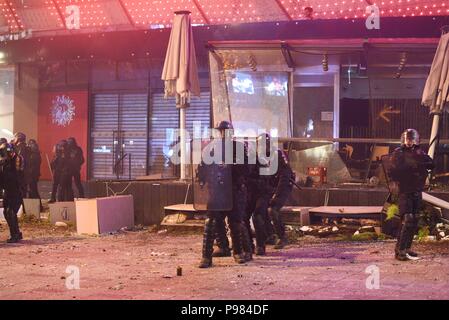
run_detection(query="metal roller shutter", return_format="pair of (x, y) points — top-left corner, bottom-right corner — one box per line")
(91, 92), (148, 179)
(149, 91), (210, 176)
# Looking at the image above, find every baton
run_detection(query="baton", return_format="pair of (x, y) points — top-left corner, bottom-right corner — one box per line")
(290, 178), (302, 190)
(45, 153), (54, 180)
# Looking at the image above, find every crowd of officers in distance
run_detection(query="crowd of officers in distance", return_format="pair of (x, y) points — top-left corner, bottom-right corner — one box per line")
(0, 133), (84, 243)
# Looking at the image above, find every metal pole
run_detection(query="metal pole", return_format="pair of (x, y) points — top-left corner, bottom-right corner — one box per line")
(180, 105), (186, 180)
(129, 153), (132, 180)
(428, 113), (440, 159)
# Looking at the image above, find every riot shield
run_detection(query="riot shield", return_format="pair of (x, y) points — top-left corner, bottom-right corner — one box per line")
(380, 153), (401, 237)
(192, 138), (232, 211)
(381, 153), (396, 193)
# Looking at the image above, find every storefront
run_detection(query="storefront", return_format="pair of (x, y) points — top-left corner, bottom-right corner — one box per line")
(1, 9), (448, 183)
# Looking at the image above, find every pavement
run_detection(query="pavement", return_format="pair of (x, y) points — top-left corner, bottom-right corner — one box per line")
(1, 222), (449, 300)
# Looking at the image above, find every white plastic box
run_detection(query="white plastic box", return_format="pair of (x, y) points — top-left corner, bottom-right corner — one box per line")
(23, 199), (41, 219)
(75, 195), (134, 235)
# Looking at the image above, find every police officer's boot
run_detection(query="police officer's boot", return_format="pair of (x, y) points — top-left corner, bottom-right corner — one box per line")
(270, 207), (288, 249)
(405, 215), (419, 258)
(49, 186), (57, 203)
(394, 220), (403, 257)
(199, 218), (215, 268)
(229, 222), (246, 264)
(5, 209), (22, 243)
(264, 214), (277, 245)
(212, 217), (231, 257)
(3, 209), (13, 243)
(395, 214), (416, 261)
(253, 214), (266, 256)
(241, 224), (253, 262)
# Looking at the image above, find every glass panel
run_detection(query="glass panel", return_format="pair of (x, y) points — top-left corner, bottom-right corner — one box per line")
(293, 86), (334, 139)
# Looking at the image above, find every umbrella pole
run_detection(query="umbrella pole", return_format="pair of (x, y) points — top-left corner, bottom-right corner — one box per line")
(180, 105), (187, 180)
(428, 113), (440, 159)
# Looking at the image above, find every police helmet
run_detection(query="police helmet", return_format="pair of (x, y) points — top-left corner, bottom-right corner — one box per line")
(13, 132), (26, 144)
(67, 137), (77, 147)
(0, 143), (15, 162)
(28, 139), (39, 152)
(400, 128), (420, 147)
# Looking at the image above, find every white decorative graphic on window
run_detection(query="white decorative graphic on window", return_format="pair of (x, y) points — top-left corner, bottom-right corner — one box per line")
(51, 95), (76, 127)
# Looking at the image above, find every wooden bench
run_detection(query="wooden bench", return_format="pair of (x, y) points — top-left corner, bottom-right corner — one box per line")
(309, 206), (383, 221)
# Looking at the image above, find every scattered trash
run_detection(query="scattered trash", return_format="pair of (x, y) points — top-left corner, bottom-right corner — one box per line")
(157, 229), (168, 234)
(55, 222), (68, 228)
(300, 226), (313, 232)
(109, 284), (124, 290)
(359, 226), (376, 233)
(150, 251), (168, 256)
(162, 275), (172, 279)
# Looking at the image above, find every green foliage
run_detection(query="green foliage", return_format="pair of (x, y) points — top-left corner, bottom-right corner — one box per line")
(386, 204), (399, 220)
(377, 233), (387, 240)
(417, 226), (430, 241)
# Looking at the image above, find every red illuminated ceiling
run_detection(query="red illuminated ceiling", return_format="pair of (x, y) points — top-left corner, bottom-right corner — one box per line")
(0, 0), (447, 34)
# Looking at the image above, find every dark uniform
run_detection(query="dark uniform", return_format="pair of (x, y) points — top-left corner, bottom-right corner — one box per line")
(246, 164), (272, 255)
(50, 140), (74, 202)
(11, 132), (28, 199)
(49, 142), (62, 202)
(213, 141), (256, 259)
(389, 129), (434, 261)
(267, 147), (294, 249)
(250, 133), (294, 253)
(67, 137), (85, 198)
(199, 121), (252, 268)
(26, 139), (42, 199)
(0, 143), (24, 243)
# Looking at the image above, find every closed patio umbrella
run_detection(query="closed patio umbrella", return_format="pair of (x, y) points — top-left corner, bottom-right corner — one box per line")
(422, 28), (449, 159)
(161, 11), (200, 179)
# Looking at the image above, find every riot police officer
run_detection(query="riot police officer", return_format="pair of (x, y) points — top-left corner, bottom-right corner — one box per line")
(67, 137), (85, 198)
(242, 134), (274, 256)
(0, 142), (24, 243)
(50, 140), (74, 202)
(11, 132), (28, 197)
(199, 121), (252, 268)
(389, 129), (434, 261)
(26, 139), (42, 199)
(262, 133), (294, 249)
